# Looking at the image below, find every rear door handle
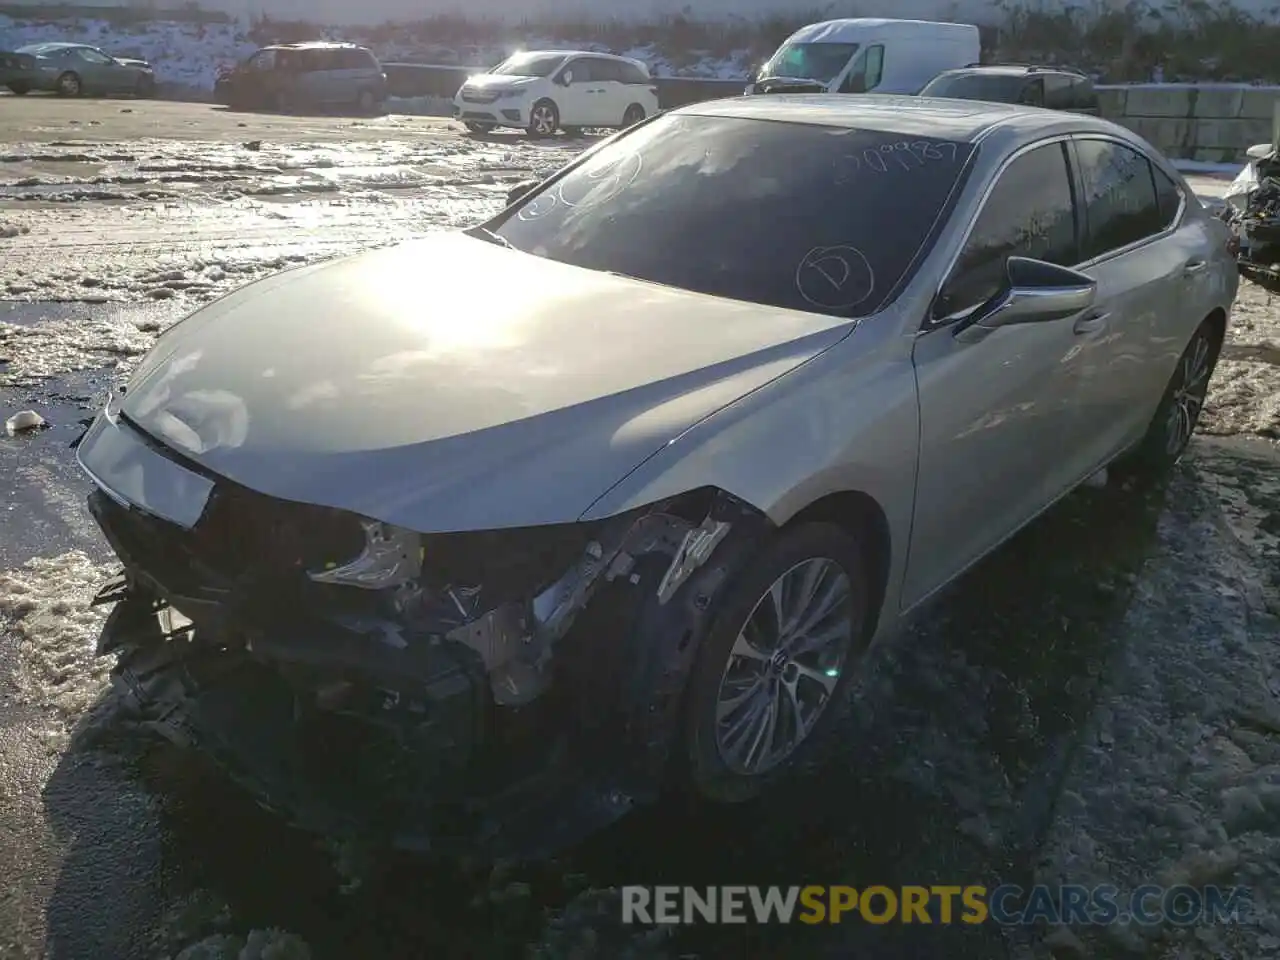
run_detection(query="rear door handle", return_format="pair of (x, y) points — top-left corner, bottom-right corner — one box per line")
(1073, 311), (1110, 334)
(1183, 259), (1208, 275)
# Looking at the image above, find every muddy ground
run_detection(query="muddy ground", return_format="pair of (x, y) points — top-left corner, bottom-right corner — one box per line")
(1, 99), (1279, 960)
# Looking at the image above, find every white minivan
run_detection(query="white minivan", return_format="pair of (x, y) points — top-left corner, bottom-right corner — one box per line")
(746, 18), (981, 96)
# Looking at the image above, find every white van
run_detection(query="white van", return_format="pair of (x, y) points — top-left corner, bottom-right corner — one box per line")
(746, 18), (981, 96)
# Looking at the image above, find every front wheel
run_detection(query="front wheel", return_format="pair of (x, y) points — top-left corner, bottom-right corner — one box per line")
(134, 74), (155, 99)
(7, 82), (30, 95)
(622, 103), (646, 127)
(681, 522), (869, 803)
(1114, 318), (1220, 482)
(464, 121), (494, 134)
(56, 71), (82, 97)
(526, 99), (558, 138)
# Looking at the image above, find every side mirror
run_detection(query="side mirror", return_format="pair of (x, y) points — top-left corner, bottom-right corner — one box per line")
(506, 178), (540, 206)
(748, 65), (759, 82)
(954, 257), (1096, 341)
(558, 70), (573, 86)
(1246, 143), (1274, 161)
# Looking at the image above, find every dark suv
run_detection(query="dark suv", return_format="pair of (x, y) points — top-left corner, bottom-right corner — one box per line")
(918, 65), (1100, 114)
(214, 42), (387, 113)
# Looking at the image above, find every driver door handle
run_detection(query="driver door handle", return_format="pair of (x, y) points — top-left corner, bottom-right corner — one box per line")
(1073, 310), (1110, 335)
(1183, 258), (1208, 276)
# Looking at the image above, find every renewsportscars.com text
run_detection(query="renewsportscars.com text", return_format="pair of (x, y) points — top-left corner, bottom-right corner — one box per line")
(621, 884), (1249, 926)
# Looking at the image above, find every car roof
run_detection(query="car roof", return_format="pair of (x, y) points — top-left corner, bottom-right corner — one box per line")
(787, 18), (980, 42)
(934, 64), (1088, 79)
(265, 41), (372, 51)
(17, 41), (86, 52)
(510, 49), (645, 66)
(674, 94), (1128, 149)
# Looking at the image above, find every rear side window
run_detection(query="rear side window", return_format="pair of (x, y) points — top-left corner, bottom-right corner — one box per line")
(1074, 139), (1167, 259)
(492, 113), (976, 318)
(617, 61), (649, 84)
(940, 142), (1078, 317)
(1043, 74), (1073, 110)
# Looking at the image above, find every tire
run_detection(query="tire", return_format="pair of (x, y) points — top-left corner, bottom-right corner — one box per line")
(464, 121), (494, 135)
(1113, 317), (1221, 482)
(681, 522), (870, 804)
(622, 103), (646, 127)
(273, 89), (296, 114)
(7, 83), (30, 95)
(56, 71), (82, 97)
(134, 74), (155, 99)
(527, 98), (558, 138)
(356, 89), (377, 114)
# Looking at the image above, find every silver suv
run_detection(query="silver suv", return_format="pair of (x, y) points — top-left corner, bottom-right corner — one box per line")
(214, 41), (387, 114)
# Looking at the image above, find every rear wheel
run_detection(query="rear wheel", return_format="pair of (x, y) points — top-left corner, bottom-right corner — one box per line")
(7, 82), (30, 95)
(527, 99), (558, 138)
(56, 71), (82, 97)
(622, 103), (646, 127)
(134, 74), (155, 98)
(681, 522), (869, 803)
(1114, 317), (1220, 482)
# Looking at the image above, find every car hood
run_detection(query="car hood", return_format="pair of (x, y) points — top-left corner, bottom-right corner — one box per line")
(115, 233), (853, 532)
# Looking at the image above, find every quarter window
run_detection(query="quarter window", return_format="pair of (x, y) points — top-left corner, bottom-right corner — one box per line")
(939, 142), (1078, 317)
(1074, 139), (1167, 259)
(1152, 164), (1184, 230)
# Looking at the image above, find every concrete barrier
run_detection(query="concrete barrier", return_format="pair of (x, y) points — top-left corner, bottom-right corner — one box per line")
(1097, 83), (1280, 162)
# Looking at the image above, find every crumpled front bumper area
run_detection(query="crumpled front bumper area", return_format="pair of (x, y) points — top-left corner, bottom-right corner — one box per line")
(87, 481), (768, 858)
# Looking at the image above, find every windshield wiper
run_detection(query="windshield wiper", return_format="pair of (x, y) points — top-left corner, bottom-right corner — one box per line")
(466, 225), (514, 249)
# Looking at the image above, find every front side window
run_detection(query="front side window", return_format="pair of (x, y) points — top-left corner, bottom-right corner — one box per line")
(77, 47), (113, 64)
(588, 59), (622, 82)
(490, 114), (975, 318)
(760, 42), (859, 85)
(492, 53), (566, 78)
(1074, 139), (1166, 260)
(938, 142), (1078, 318)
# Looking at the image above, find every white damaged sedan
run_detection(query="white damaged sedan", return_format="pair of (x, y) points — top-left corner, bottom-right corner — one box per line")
(78, 95), (1237, 856)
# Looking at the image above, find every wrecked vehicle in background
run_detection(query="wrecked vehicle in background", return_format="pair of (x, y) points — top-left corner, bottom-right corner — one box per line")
(1220, 142), (1280, 289)
(77, 95), (1237, 859)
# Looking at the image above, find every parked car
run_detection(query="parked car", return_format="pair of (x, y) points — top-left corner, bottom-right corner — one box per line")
(919, 64), (1101, 114)
(745, 18), (979, 96)
(76, 95), (1236, 858)
(1219, 141), (1280, 287)
(0, 42), (154, 97)
(213, 41), (386, 113)
(452, 50), (659, 137)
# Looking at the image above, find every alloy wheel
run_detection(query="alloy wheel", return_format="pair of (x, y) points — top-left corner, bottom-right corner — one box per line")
(1164, 330), (1212, 456)
(58, 72), (81, 96)
(713, 557), (853, 775)
(530, 104), (556, 136)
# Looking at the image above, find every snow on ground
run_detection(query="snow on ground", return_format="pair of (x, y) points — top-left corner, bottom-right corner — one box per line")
(0, 13), (748, 90)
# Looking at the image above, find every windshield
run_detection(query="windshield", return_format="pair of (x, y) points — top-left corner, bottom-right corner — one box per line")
(491, 53), (566, 77)
(489, 114), (976, 318)
(759, 42), (859, 84)
(920, 73), (1029, 103)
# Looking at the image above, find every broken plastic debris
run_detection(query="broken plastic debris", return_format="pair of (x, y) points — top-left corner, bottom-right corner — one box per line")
(5, 410), (46, 435)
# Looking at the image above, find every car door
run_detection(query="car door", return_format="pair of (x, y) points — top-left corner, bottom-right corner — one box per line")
(586, 58), (628, 124)
(904, 139), (1088, 607)
(1061, 136), (1206, 470)
(551, 58), (597, 126)
(73, 46), (126, 93)
(837, 43), (884, 93)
